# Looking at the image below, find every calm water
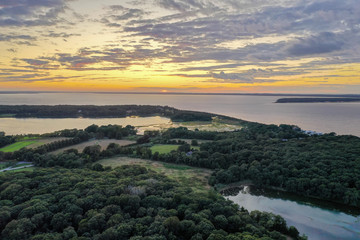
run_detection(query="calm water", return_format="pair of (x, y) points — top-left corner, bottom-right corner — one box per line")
(226, 186), (360, 240)
(0, 92), (359, 136)
(0, 116), (170, 135)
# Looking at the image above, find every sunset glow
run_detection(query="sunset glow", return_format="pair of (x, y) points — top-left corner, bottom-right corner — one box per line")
(1, 0), (360, 93)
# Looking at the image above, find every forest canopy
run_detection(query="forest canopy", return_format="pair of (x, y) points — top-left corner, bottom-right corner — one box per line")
(0, 166), (304, 240)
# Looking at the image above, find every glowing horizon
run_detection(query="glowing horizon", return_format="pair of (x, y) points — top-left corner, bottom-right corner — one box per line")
(1, 0), (360, 94)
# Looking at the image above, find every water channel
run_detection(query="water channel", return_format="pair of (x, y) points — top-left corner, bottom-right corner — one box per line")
(224, 186), (360, 240)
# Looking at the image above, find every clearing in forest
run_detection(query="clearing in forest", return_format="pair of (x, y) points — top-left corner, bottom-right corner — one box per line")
(0, 137), (71, 152)
(0, 141), (39, 152)
(150, 144), (180, 154)
(98, 156), (212, 192)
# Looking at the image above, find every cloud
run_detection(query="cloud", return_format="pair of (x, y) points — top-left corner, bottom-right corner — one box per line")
(0, 73), (65, 83)
(2, 0), (360, 88)
(156, 0), (207, 12)
(287, 32), (344, 56)
(118, 0), (360, 66)
(169, 68), (286, 83)
(22, 59), (50, 66)
(180, 62), (284, 71)
(0, 0), (69, 27)
(210, 70), (269, 83)
(19, 45), (168, 71)
(14, 41), (38, 46)
(0, 70), (81, 83)
(0, 34), (36, 41)
(112, 9), (145, 21)
(207, 67), (310, 83)
(100, 5), (147, 27)
(7, 49), (17, 53)
(43, 32), (81, 38)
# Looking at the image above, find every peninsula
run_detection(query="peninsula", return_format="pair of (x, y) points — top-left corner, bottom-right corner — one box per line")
(276, 97), (360, 103)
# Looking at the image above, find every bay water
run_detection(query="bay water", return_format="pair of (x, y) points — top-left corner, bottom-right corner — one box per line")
(225, 186), (360, 240)
(0, 92), (359, 136)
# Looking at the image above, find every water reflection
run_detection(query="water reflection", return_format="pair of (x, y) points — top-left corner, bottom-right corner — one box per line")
(1, 93), (360, 136)
(0, 116), (170, 135)
(224, 186), (360, 240)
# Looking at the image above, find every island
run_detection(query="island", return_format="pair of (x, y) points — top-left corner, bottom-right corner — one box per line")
(276, 97), (360, 103)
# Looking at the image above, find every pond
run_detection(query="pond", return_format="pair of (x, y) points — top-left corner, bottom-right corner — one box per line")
(224, 186), (360, 240)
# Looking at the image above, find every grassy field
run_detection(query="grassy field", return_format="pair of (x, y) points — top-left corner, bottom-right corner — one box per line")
(137, 118), (243, 134)
(0, 114), (16, 118)
(162, 162), (193, 170)
(19, 136), (40, 140)
(150, 144), (180, 154)
(0, 141), (39, 152)
(176, 121), (242, 132)
(0, 163), (7, 169)
(0, 137), (73, 153)
(150, 144), (200, 154)
(25, 137), (71, 149)
(98, 157), (212, 192)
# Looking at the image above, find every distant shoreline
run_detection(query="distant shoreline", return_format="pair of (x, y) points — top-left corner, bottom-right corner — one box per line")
(276, 97), (360, 103)
(1, 91), (360, 98)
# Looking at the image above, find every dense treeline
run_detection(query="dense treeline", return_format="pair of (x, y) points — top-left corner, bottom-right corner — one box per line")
(170, 112), (212, 122)
(0, 166), (305, 240)
(42, 124), (136, 139)
(162, 124), (306, 140)
(31, 144), (134, 168)
(207, 134), (360, 207)
(129, 126), (360, 207)
(162, 127), (218, 140)
(0, 105), (222, 122)
(84, 124), (136, 139)
(0, 132), (15, 148)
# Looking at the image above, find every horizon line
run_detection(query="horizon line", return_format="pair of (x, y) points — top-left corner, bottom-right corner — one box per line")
(0, 91), (360, 97)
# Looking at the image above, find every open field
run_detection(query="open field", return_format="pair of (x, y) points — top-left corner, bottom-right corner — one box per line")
(150, 144), (200, 154)
(150, 144), (180, 154)
(19, 136), (40, 140)
(52, 139), (135, 154)
(98, 157), (212, 192)
(26, 137), (71, 148)
(176, 121), (242, 132)
(0, 163), (7, 169)
(137, 118), (242, 134)
(0, 137), (71, 152)
(0, 114), (16, 118)
(0, 141), (38, 152)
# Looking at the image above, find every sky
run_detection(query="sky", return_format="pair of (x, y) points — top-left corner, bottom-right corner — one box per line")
(1, 0), (360, 93)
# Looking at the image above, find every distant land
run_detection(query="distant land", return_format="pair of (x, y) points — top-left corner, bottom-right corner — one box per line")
(276, 97), (360, 103)
(1, 91), (360, 98)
